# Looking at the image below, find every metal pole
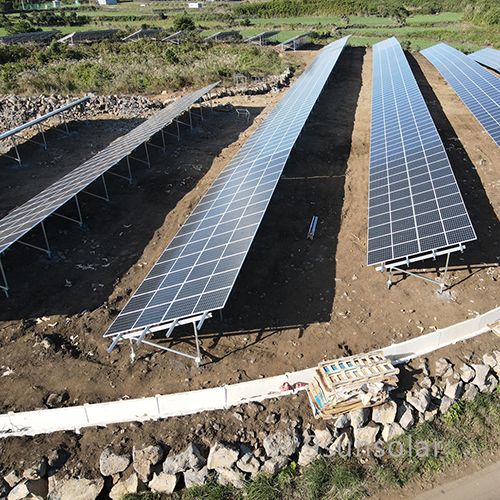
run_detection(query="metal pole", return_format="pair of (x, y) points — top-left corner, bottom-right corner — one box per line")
(177, 118), (181, 140)
(188, 108), (193, 130)
(144, 142), (151, 169)
(75, 194), (83, 226)
(126, 156), (132, 184)
(37, 123), (48, 149)
(41, 221), (51, 258)
(102, 175), (110, 202)
(160, 129), (166, 152)
(62, 111), (69, 135)
(0, 258), (9, 298)
(10, 136), (21, 166)
(440, 252), (451, 294)
(193, 322), (201, 366)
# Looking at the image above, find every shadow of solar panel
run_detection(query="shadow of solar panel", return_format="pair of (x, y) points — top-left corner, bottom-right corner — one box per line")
(367, 38), (475, 267)
(105, 36), (351, 338)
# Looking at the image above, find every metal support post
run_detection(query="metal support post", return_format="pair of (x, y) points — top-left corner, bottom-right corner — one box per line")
(129, 338), (136, 362)
(41, 221), (51, 258)
(188, 108), (193, 129)
(54, 195), (83, 226)
(62, 111), (70, 135)
(439, 252), (451, 294)
(107, 332), (124, 353)
(177, 118), (181, 140)
(160, 129), (166, 152)
(36, 123), (48, 149)
(136, 326), (150, 346)
(144, 142), (151, 169)
(9, 136), (22, 166)
(0, 257), (9, 298)
(102, 175), (110, 201)
(193, 321), (201, 366)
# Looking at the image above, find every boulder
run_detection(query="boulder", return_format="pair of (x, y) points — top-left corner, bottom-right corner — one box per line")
(371, 401), (397, 425)
(236, 452), (261, 475)
(459, 364), (475, 383)
(332, 432), (352, 454)
(418, 358), (430, 376)
(263, 430), (300, 458)
(132, 444), (164, 482)
(314, 428), (334, 449)
(298, 436), (319, 467)
(471, 364), (491, 392)
(484, 373), (499, 393)
(163, 444), (205, 474)
(407, 389), (431, 414)
(381, 423), (404, 442)
(47, 478), (103, 500)
(109, 474), (144, 500)
(430, 385), (443, 399)
(334, 413), (351, 429)
(462, 383), (479, 402)
(440, 396), (455, 414)
(99, 448), (130, 477)
(349, 407), (371, 429)
(207, 443), (239, 470)
(444, 380), (464, 400)
(483, 353), (497, 369)
(419, 377), (433, 389)
(23, 458), (48, 480)
(423, 408), (438, 422)
(435, 358), (454, 378)
(148, 472), (178, 495)
(396, 402), (415, 430)
(7, 478), (48, 500)
(4, 472), (21, 489)
(184, 466), (209, 488)
(262, 456), (288, 476)
(216, 468), (245, 489)
(354, 422), (380, 446)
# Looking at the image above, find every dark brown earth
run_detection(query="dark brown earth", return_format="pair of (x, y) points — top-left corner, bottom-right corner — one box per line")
(1, 46), (500, 495)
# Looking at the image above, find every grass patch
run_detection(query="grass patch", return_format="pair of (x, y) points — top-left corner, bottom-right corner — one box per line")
(406, 12), (462, 25)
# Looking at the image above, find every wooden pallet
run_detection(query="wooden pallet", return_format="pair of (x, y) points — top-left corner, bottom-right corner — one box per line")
(307, 350), (399, 419)
(487, 319), (500, 338)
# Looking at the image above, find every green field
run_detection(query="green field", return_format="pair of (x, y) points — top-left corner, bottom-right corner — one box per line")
(405, 12), (462, 25)
(249, 16), (397, 26)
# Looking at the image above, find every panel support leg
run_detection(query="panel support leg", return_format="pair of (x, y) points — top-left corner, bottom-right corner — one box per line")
(0, 257), (9, 298)
(36, 123), (48, 149)
(9, 136), (22, 166)
(160, 129), (166, 152)
(144, 142), (151, 169)
(439, 252), (451, 294)
(193, 322), (201, 367)
(102, 175), (110, 202)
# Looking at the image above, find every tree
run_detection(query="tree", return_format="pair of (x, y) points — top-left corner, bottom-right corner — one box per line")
(5, 19), (37, 34)
(173, 12), (195, 31)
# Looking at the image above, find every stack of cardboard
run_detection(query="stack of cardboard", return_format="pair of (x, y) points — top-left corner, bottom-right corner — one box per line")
(307, 351), (399, 419)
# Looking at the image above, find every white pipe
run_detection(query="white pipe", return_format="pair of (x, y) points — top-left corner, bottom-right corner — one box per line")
(1, 306), (499, 438)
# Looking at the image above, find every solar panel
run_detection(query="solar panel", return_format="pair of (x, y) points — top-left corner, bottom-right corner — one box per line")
(203, 31), (240, 42)
(59, 30), (119, 44)
(105, 36), (350, 342)
(0, 30), (60, 45)
(0, 83), (219, 259)
(421, 43), (500, 148)
(277, 32), (311, 51)
(123, 29), (164, 42)
(468, 47), (500, 73)
(368, 38), (476, 268)
(244, 31), (280, 45)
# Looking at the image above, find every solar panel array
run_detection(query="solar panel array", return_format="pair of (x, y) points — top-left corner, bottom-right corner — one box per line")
(203, 31), (240, 42)
(59, 30), (119, 44)
(0, 30), (60, 45)
(105, 36), (350, 338)
(368, 38), (476, 267)
(0, 83), (219, 256)
(123, 29), (164, 42)
(468, 47), (500, 73)
(277, 32), (311, 51)
(421, 43), (500, 148)
(244, 31), (280, 45)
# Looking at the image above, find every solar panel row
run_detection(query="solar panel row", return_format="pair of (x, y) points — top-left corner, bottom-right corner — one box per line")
(105, 36), (350, 339)
(421, 43), (500, 148)
(368, 38), (475, 267)
(0, 83), (219, 257)
(468, 47), (500, 73)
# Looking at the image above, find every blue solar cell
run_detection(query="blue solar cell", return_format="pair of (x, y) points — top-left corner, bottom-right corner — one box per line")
(422, 43), (500, 148)
(105, 36), (351, 338)
(367, 37), (476, 267)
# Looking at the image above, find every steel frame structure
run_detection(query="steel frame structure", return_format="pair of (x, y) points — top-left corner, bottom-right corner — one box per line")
(244, 31), (280, 46)
(0, 94), (93, 167)
(277, 33), (311, 51)
(0, 30), (60, 45)
(0, 83), (219, 297)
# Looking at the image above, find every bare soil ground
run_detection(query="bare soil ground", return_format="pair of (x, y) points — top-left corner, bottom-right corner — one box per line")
(1, 46), (500, 494)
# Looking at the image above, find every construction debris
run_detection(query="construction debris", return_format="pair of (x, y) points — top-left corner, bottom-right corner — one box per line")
(307, 351), (399, 419)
